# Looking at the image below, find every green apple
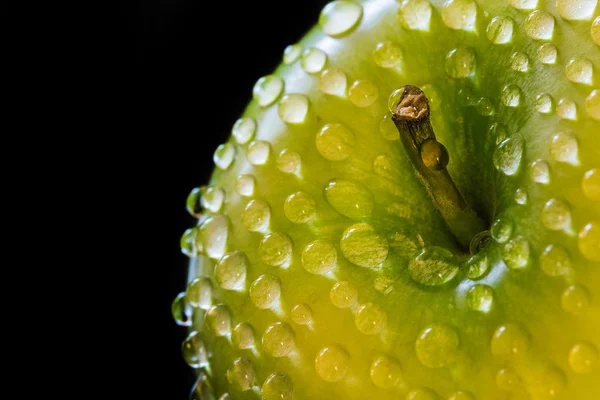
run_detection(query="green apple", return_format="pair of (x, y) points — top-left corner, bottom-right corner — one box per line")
(173, 0), (600, 399)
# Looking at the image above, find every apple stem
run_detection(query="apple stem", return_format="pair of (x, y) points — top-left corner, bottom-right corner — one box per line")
(392, 85), (487, 252)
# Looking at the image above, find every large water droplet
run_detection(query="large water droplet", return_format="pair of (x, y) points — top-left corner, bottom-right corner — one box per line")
(200, 186), (225, 213)
(235, 174), (255, 197)
(182, 331), (208, 368)
(213, 143), (235, 170)
(253, 75), (284, 107)
(476, 97), (495, 116)
(442, 0), (477, 31)
(525, 10), (555, 40)
(291, 303), (313, 325)
(247, 140), (271, 165)
(398, 0), (432, 31)
(199, 214), (229, 260)
(242, 199), (271, 232)
(250, 274), (281, 309)
(330, 281), (358, 308)
(227, 357), (256, 391)
(190, 372), (215, 400)
(276, 149), (301, 174)
(187, 276), (212, 309)
(373, 41), (402, 68)
(348, 79), (379, 107)
(263, 322), (295, 357)
(445, 47), (476, 78)
(206, 304), (231, 336)
(340, 223), (389, 269)
(233, 322), (255, 349)
(532, 367), (565, 398)
(370, 355), (402, 388)
(537, 43), (558, 65)
(561, 284), (591, 314)
(550, 132), (579, 165)
(502, 237), (530, 270)
(586, 89), (600, 120)
(582, 168), (600, 200)
(535, 93), (554, 114)
(319, 68), (347, 97)
(486, 16), (514, 44)
(464, 251), (490, 279)
(215, 251), (248, 290)
(510, 52), (529, 72)
(324, 179), (374, 219)
(408, 246), (459, 286)
(593, 16), (600, 45)
(262, 373), (293, 400)
(509, 0), (537, 10)
(278, 94), (309, 124)
(415, 324), (459, 368)
(186, 188), (203, 218)
(355, 303), (387, 335)
(491, 218), (513, 243)
(579, 222), (600, 261)
(302, 240), (337, 274)
(496, 368), (521, 391)
(319, 0), (363, 37)
(284, 191), (316, 223)
(501, 85), (522, 107)
(566, 57), (593, 85)
(283, 43), (302, 64)
(540, 244), (571, 277)
(542, 198), (571, 231)
(557, 0), (597, 20)
(316, 123), (355, 161)
(530, 159), (550, 184)
(172, 291), (192, 327)
(232, 117), (256, 144)
(301, 47), (328, 74)
(491, 324), (529, 360)
(493, 134), (524, 176)
(315, 346), (350, 382)
(466, 284), (494, 313)
(569, 342), (599, 374)
(259, 232), (293, 266)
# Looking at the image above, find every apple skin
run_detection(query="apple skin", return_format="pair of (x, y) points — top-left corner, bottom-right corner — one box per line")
(178, 1), (600, 399)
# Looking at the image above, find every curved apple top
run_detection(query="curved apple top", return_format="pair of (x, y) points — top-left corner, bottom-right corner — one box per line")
(176, 1), (600, 399)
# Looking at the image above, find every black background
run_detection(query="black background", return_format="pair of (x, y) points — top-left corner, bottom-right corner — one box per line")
(132, 0), (327, 398)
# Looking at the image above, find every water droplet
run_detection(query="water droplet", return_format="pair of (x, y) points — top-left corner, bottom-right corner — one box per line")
(206, 304), (231, 336)
(218, 394), (230, 400)
(464, 251), (491, 279)
(233, 322), (255, 349)
(593, 16), (600, 45)
(490, 122), (508, 144)
(348, 79), (379, 107)
(214, 143), (235, 170)
(496, 368), (521, 390)
(491, 324), (529, 360)
(448, 392), (475, 400)
(466, 284), (494, 313)
(388, 87), (406, 113)
(442, 0), (477, 31)
(250, 274), (281, 309)
(330, 281), (358, 308)
(319, 68), (347, 97)
(199, 187), (224, 214)
(324, 179), (374, 219)
(235, 174), (255, 197)
(340, 223), (389, 269)
(540, 244), (571, 277)
(406, 389), (439, 400)
(242, 200), (271, 232)
(398, 0), (432, 31)
(215, 251), (248, 291)
(262, 322), (295, 357)
(445, 47), (476, 78)
(493, 134), (524, 176)
(582, 168), (600, 200)
(502, 237), (530, 270)
(566, 57), (593, 84)
(535, 93), (554, 114)
(187, 276), (212, 309)
(276, 149), (301, 174)
(486, 16), (514, 44)
(319, 0), (363, 37)
(476, 97), (495, 116)
(291, 303), (313, 325)
(259, 232), (293, 266)
(355, 303), (387, 335)
(557, 0), (597, 20)
(579, 222), (600, 261)
(190, 372), (215, 400)
(278, 94), (309, 124)
(182, 331), (208, 368)
(534, 367), (566, 398)
(415, 324), (459, 368)
(302, 240), (337, 274)
(491, 218), (513, 243)
(529, 159), (551, 184)
(232, 117), (256, 144)
(315, 346), (350, 382)
(227, 357), (256, 391)
(569, 342), (599, 374)
(458, 88), (473, 106)
(562, 284), (591, 314)
(316, 123), (355, 161)
(283, 43), (302, 64)
(379, 114), (399, 140)
(199, 214), (229, 260)
(373, 41), (402, 68)
(515, 188), (528, 204)
(247, 140), (271, 165)
(262, 373), (293, 400)
(509, 0), (537, 10)
(542, 198), (571, 231)
(526, 10), (556, 41)
(550, 132), (578, 165)
(284, 191), (316, 223)
(408, 246), (459, 286)
(253, 75), (284, 107)
(172, 291), (192, 326)
(370, 355), (402, 388)
(186, 187), (203, 217)
(501, 84), (522, 107)
(510, 52), (529, 72)
(537, 43), (558, 64)
(585, 89), (600, 120)
(301, 47), (328, 74)
(557, 97), (578, 120)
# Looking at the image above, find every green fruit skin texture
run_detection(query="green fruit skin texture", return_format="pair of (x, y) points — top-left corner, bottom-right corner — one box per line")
(179, 1), (600, 399)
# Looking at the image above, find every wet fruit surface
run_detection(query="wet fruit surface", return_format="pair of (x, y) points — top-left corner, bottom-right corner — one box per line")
(176, 1), (600, 399)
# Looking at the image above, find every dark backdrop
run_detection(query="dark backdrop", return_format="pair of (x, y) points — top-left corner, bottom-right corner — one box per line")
(132, 0), (327, 398)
